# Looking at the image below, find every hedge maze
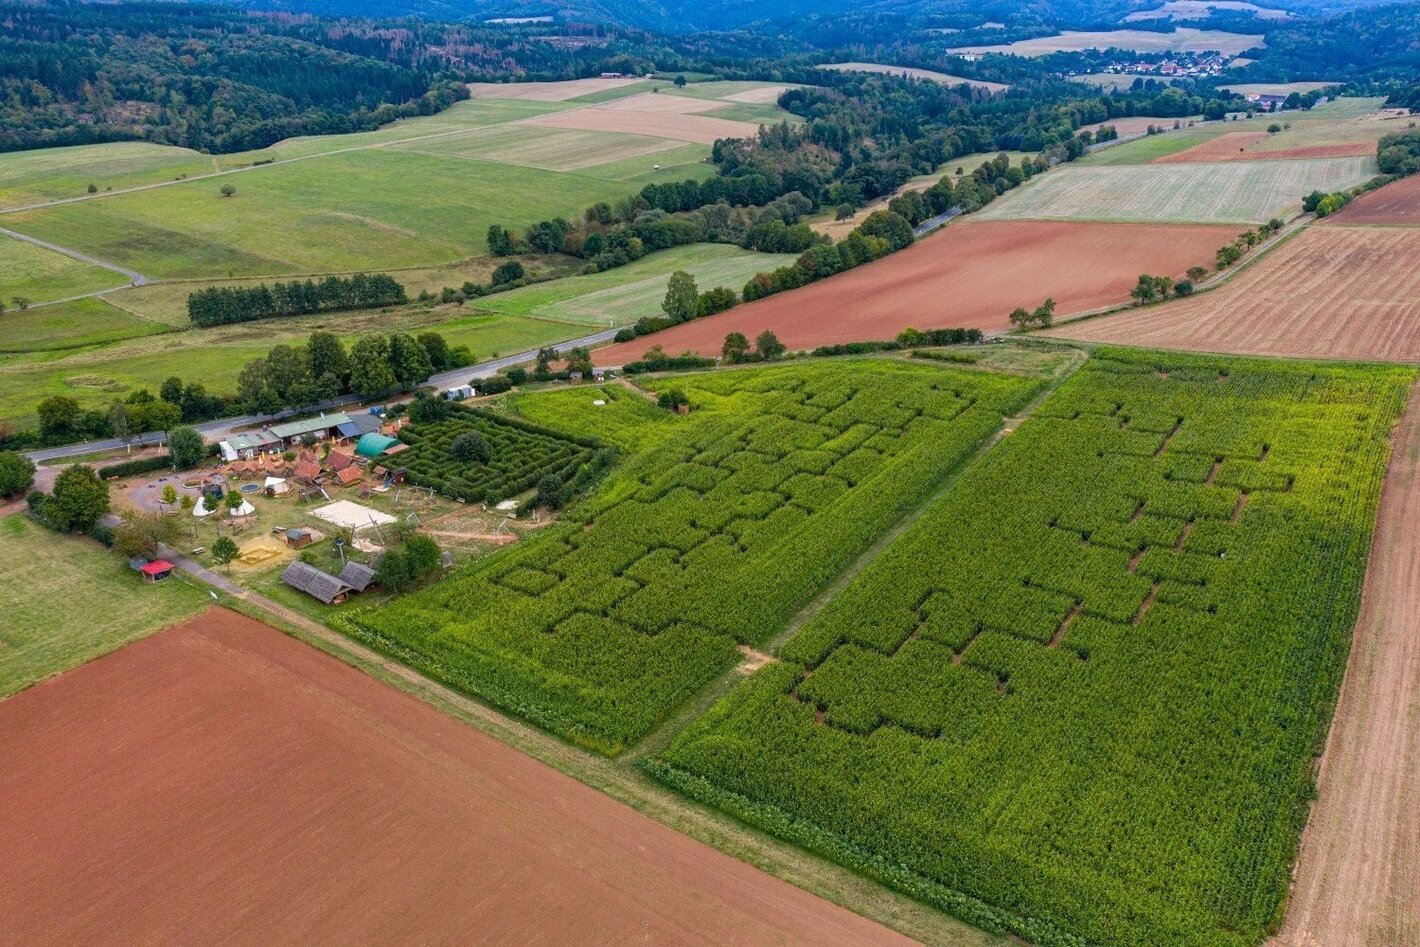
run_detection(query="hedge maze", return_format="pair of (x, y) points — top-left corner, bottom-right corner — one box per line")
(341, 361), (1041, 753)
(651, 350), (1412, 947)
(396, 405), (600, 503)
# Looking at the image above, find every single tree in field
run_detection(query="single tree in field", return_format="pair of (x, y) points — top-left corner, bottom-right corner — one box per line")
(755, 329), (786, 361)
(1009, 307), (1032, 330)
(1031, 298), (1057, 328)
(1186, 266), (1209, 283)
(11, 296), (30, 311)
(674, 75), (687, 88)
(662, 271), (699, 323)
(835, 204), (855, 221)
(722, 332), (750, 363)
(1130, 275), (1158, 306)
(219, 183), (236, 198)
(211, 535), (239, 571)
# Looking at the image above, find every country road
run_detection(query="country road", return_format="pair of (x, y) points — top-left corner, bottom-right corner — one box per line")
(0, 225), (148, 286)
(24, 325), (624, 463)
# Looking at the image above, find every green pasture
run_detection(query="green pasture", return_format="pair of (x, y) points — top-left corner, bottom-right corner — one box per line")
(507, 382), (677, 453)
(0, 515), (209, 700)
(978, 155), (1379, 224)
(475, 243), (795, 327)
(0, 141), (215, 210)
(0, 297), (167, 353)
(0, 236), (129, 304)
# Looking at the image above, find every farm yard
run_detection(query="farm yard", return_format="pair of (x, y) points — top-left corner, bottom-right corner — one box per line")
(0, 515), (208, 699)
(950, 27), (1265, 57)
(1048, 224), (1420, 361)
(975, 156), (1377, 223)
(651, 349), (1413, 947)
(0, 608), (913, 947)
(594, 219), (1236, 363)
(818, 62), (1009, 92)
(338, 359), (1044, 753)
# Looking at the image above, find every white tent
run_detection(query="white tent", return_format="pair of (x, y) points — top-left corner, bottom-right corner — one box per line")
(264, 476), (289, 495)
(231, 499), (256, 517)
(193, 496), (216, 517)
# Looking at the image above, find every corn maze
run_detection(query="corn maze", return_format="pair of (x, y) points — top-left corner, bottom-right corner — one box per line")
(395, 405), (600, 503)
(650, 350), (1412, 947)
(340, 361), (1041, 753)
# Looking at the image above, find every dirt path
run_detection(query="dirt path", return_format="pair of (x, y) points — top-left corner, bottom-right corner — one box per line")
(0, 224), (147, 286)
(0, 607), (916, 946)
(1271, 384), (1420, 947)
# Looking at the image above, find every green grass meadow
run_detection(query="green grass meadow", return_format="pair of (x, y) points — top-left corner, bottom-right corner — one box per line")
(0, 236), (129, 304)
(0, 515), (209, 700)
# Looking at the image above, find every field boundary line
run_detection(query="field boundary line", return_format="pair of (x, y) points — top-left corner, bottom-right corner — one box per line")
(146, 549), (1003, 947)
(0, 224), (149, 286)
(625, 344), (1090, 762)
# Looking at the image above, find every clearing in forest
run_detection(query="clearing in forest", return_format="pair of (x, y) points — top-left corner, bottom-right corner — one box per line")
(337, 360), (1043, 753)
(1047, 224), (1420, 361)
(594, 220), (1233, 364)
(818, 63), (1008, 92)
(651, 349), (1413, 947)
(0, 607), (911, 946)
(975, 156), (1376, 224)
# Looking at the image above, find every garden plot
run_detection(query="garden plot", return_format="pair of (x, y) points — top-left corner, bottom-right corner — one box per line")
(653, 349), (1413, 947)
(338, 360), (1042, 754)
(975, 156), (1376, 224)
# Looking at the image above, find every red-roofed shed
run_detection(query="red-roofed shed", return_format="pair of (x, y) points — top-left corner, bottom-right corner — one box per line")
(140, 560), (175, 583)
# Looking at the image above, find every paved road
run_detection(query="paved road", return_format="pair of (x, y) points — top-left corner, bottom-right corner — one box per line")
(1, 225), (148, 286)
(24, 325), (623, 463)
(913, 206), (962, 236)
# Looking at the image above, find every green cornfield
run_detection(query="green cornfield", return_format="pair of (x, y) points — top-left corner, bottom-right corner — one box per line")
(650, 349), (1413, 947)
(338, 359), (1042, 753)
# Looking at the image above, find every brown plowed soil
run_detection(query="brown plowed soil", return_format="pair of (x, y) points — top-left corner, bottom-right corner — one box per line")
(1157, 132), (1379, 163)
(594, 219), (1233, 364)
(1326, 172), (1420, 225)
(1047, 225), (1420, 361)
(1270, 384), (1420, 947)
(0, 608), (912, 947)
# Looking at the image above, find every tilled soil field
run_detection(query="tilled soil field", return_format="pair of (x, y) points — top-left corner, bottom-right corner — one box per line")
(594, 219), (1234, 364)
(1327, 172), (1420, 225)
(1046, 225), (1420, 361)
(1270, 384), (1420, 947)
(0, 608), (912, 947)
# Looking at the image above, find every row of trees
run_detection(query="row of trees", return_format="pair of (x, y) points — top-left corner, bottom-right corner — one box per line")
(187, 273), (406, 327)
(236, 329), (467, 413)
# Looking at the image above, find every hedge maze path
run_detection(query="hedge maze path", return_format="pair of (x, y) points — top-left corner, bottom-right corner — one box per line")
(342, 361), (1041, 754)
(655, 349), (1413, 947)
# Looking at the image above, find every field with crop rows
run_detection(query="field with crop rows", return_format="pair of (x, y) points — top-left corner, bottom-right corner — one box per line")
(651, 349), (1413, 947)
(338, 360), (1043, 753)
(396, 405), (601, 503)
(977, 156), (1377, 224)
(508, 383), (677, 453)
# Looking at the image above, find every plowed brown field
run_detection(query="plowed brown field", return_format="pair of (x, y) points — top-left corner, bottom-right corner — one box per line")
(593, 219), (1233, 364)
(0, 608), (912, 947)
(1046, 225), (1420, 361)
(1270, 383), (1420, 947)
(1327, 172), (1420, 225)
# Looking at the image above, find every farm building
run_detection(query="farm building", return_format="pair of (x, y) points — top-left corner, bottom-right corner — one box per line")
(334, 466), (363, 488)
(335, 413), (383, 439)
(355, 433), (402, 459)
(339, 561), (379, 593)
(219, 430), (280, 461)
(445, 385), (474, 401)
(293, 460), (322, 483)
(267, 413), (353, 448)
(326, 448), (356, 472)
(281, 561), (352, 604)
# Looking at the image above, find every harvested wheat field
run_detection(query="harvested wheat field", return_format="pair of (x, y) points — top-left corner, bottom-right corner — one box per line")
(594, 91), (728, 114)
(520, 103), (761, 145)
(1157, 131), (1379, 163)
(723, 84), (792, 104)
(0, 608), (911, 947)
(1086, 115), (1201, 137)
(1327, 172), (1420, 225)
(593, 219), (1233, 364)
(1047, 225), (1420, 360)
(1270, 383), (1420, 947)
(467, 77), (639, 100)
